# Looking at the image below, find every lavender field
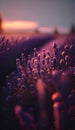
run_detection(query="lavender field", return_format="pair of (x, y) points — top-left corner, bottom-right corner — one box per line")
(0, 33), (75, 130)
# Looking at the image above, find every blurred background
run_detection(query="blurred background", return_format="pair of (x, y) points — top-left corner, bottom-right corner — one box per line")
(0, 0), (75, 34)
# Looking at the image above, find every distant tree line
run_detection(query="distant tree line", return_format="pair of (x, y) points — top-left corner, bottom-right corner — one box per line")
(0, 13), (75, 34)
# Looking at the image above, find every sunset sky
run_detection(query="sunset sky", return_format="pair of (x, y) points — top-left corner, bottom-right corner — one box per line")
(0, 0), (75, 32)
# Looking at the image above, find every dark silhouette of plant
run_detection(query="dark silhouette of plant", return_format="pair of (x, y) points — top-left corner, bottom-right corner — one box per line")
(0, 14), (3, 33)
(70, 24), (75, 34)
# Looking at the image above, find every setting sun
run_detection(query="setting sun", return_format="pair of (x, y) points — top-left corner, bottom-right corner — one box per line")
(2, 20), (38, 31)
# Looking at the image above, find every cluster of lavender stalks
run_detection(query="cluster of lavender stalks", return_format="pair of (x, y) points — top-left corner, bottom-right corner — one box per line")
(2, 42), (75, 130)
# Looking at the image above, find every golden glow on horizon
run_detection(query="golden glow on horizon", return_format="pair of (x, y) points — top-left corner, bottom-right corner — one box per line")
(3, 20), (38, 30)
(2, 20), (69, 33)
